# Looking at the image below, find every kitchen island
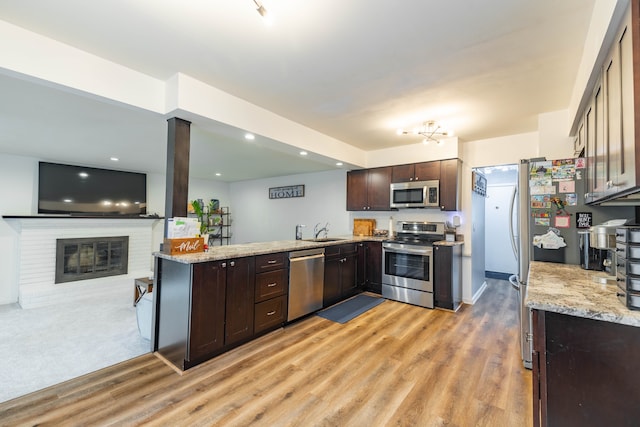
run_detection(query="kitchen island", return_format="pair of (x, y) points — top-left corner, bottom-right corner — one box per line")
(526, 261), (640, 427)
(153, 236), (385, 370)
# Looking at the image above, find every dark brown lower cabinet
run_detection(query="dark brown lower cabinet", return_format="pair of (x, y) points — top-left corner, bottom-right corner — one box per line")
(224, 257), (255, 346)
(532, 309), (640, 426)
(157, 257), (256, 370)
(366, 241), (382, 294)
(324, 246), (343, 307)
(357, 241), (383, 294)
(324, 243), (358, 307)
(190, 261), (226, 362)
(433, 244), (462, 310)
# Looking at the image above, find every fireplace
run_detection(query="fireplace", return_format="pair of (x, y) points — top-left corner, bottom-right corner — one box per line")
(56, 236), (129, 284)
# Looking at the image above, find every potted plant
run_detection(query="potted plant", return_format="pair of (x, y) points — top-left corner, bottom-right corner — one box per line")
(191, 200), (209, 236)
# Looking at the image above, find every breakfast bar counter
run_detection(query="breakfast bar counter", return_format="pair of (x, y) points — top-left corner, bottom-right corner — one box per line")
(526, 261), (640, 327)
(525, 261), (640, 426)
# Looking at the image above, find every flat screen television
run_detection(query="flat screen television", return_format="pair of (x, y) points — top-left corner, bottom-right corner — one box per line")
(38, 162), (147, 216)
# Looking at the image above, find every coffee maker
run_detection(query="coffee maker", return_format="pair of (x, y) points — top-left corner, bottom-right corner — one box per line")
(587, 220), (628, 274)
(578, 230), (607, 271)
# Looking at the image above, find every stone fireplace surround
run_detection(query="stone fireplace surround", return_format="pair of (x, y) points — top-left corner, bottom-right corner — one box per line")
(5, 217), (160, 309)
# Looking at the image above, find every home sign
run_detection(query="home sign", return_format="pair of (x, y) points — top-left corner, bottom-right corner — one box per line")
(269, 184), (305, 199)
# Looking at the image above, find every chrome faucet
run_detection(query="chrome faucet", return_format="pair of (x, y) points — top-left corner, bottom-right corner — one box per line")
(314, 222), (330, 239)
(295, 224), (305, 240)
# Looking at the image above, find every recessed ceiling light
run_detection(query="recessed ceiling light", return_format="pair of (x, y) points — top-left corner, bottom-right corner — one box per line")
(336, 162), (343, 166)
(215, 173), (222, 176)
(110, 157), (119, 162)
(300, 151), (308, 156)
(63, 199), (72, 203)
(245, 133), (255, 140)
(78, 172), (89, 178)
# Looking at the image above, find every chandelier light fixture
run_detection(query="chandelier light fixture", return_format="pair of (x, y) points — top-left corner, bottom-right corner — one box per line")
(396, 121), (451, 145)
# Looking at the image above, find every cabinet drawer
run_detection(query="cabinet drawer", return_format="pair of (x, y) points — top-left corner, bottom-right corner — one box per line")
(617, 257), (640, 276)
(254, 295), (287, 333)
(617, 272), (640, 292)
(339, 243), (357, 255)
(616, 243), (640, 260)
(255, 252), (287, 272)
(255, 269), (287, 303)
(325, 243), (356, 258)
(616, 228), (640, 244)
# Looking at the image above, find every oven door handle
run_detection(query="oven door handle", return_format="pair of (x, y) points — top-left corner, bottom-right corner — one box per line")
(384, 247), (433, 256)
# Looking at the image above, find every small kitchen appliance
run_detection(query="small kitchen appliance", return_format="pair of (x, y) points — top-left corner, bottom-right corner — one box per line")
(578, 230), (606, 271)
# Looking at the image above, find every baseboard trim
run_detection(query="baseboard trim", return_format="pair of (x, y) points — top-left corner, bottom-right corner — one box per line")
(485, 271), (512, 280)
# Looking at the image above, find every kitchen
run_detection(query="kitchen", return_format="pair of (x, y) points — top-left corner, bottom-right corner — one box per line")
(1, 0), (639, 425)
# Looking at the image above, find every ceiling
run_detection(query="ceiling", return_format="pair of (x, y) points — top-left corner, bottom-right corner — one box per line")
(0, 0), (596, 181)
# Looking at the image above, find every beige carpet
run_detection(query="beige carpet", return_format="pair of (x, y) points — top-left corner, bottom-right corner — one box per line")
(0, 278), (150, 403)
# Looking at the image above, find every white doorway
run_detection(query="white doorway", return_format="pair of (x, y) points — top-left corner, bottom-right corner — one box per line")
(479, 164), (518, 279)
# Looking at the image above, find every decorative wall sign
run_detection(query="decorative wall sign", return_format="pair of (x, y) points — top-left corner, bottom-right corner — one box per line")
(269, 184), (305, 199)
(576, 212), (592, 229)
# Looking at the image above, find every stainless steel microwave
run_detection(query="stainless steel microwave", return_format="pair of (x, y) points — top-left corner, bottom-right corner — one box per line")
(390, 180), (440, 208)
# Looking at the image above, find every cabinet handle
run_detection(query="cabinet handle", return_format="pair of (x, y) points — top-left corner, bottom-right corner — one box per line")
(230, 261), (235, 267)
(267, 282), (277, 287)
(267, 260), (277, 264)
(222, 262), (227, 268)
(617, 292), (625, 298)
(266, 310), (276, 316)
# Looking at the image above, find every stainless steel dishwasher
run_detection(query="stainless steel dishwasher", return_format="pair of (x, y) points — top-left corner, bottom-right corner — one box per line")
(288, 248), (325, 321)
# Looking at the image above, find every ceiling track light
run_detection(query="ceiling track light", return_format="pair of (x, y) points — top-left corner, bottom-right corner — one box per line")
(396, 121), (450, 144)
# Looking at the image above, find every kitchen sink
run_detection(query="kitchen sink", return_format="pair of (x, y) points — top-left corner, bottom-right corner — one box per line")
(303, 237), (346, 242)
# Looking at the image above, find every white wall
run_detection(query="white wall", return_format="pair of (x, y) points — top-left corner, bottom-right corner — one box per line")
(366, 137), (460, 168)
(0, 154), (40, 303)
(230, 170), (350, 244)
(538, 110), (574, 159)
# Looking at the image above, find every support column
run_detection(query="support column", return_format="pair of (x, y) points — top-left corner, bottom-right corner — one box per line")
(164, 117), (191, 238)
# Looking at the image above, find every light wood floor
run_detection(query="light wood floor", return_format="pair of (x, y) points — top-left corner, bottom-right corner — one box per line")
(0, 279), (532, 426)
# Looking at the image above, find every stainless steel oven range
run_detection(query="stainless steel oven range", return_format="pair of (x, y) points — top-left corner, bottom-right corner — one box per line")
(382, 221), (445, 308)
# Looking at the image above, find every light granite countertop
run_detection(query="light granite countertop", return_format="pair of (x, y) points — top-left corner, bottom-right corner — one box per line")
(526, 261), (640, 327)
(154, 235), (387, 264)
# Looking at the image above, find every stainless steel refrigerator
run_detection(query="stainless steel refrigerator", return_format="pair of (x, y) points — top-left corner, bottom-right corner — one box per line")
(509, 158), (635, 369)
(509, 159), (536, 369)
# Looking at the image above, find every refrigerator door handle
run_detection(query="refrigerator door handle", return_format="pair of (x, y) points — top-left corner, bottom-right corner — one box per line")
(508, 184), (518, 260)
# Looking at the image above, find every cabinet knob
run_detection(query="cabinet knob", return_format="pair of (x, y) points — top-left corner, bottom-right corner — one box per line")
(221, 262), (227, 268)
(230, 261), (235, 267)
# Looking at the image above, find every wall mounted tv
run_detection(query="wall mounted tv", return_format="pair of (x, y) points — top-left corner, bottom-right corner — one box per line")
(38, 162), (147, 216)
